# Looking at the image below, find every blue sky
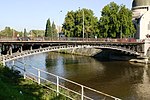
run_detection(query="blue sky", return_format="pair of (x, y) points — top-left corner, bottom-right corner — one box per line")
(0, 0), (132, 31)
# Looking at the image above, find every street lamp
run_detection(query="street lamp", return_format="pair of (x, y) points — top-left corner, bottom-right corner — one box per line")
(117, 6), (122, 39)
(82, 9), (84, 39)
(79, 7), (84, 40)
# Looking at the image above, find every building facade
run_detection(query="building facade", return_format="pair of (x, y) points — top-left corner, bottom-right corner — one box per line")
(132, 0), (150, 39)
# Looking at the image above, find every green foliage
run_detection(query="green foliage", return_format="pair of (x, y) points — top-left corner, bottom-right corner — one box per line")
(62, 11), (75, 37)
(99, 2), (136, 38)
(23, 28), (28, 37)
(62, 2), (135, 38)
(62, 9), (99, 38)
(0, 65), (70, 100)
(45, 19), (57, 38)
(0, 27), (18, 37)
(52, 21), (58, 38)
(0, 27), (23, 37)
(30, 30), (45, 37)
(45, 18), (52, 37)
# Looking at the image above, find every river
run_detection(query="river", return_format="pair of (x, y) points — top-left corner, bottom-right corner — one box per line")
(8, 52), (150, 100)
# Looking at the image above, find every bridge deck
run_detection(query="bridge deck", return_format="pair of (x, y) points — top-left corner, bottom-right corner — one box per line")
(0, 40), (144, 45)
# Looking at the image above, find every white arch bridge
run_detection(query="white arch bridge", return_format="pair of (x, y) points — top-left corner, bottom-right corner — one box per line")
(0, 42), (125, 100)
(1, 39), (150, 100)
(0, 44), (142, 63)
(0, 40), (146, 59)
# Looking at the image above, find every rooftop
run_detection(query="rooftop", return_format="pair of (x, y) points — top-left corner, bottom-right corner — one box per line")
(132, 0), (150, 8)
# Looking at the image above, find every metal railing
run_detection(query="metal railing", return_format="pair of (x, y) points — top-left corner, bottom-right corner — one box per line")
(6, 60), (121, 100)
(0, 36), (143, 43)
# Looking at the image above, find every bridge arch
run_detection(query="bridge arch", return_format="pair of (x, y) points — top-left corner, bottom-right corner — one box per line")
(1, 44), (142, 63)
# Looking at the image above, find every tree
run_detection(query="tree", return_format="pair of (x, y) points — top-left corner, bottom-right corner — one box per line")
(24, 28), (27, 37)
(99, 2), (136, 38)
(0, 27), (14, 37)
(62, 11), (75, 37)
(62, 9), (99, 38)
(51, 21), (57, 38)
(45, 19), (52, 37)
(82, 9), (99, 38)
(118, 5), (136, 38)
(30, 30), (45, 37)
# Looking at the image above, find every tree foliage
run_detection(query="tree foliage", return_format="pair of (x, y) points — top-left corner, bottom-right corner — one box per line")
(45, 19), (57, 38)
(0, 27), (23, 37)
(62, 2), (135, 38)
(30, 30), (45, 37)
(62, 9), (99, 38)
(62, 11), (75, 37)
(99, 2), (136, 38)
(24, 28), (27, 37)
(45, 19), (52, 37)
(52, 21), (58, 38)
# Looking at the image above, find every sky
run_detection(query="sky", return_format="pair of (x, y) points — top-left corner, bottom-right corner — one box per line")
(0, 0), (132, 31)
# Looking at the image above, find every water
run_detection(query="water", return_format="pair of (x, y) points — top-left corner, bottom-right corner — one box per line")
(9, 52), (150, 100)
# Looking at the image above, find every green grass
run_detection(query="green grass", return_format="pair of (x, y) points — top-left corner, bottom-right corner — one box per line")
(0, 63), (70, 100)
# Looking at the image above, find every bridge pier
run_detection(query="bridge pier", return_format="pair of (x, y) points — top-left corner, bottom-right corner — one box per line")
(20, 46), (23, 53)
(30, 45), (33, 51)
(130, 39), (150, 64)
(143, 39), (150, 56)
(9, 46), (12, 55)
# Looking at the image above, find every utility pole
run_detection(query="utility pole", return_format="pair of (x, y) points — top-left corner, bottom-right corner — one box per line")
(83, 9), (84, 39)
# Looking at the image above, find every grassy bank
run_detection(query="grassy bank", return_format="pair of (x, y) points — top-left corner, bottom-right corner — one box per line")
(0, 64), (69, 100)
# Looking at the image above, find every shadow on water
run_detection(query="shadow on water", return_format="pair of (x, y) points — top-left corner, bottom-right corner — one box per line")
(93, 49), (137, 61)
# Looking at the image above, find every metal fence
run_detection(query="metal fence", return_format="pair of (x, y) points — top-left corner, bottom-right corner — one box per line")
(0, 36), (143, 43)
(6, 60), (121, 100)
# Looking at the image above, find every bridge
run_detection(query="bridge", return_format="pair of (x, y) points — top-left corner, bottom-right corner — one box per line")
(1, 38), (150, 100)
(0, 38), (124, 100)
(0, 38), (148, 58)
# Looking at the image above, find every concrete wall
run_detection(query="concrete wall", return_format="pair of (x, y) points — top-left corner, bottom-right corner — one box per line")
(56, 47), (137, 61)
(57, 47), (101, 56)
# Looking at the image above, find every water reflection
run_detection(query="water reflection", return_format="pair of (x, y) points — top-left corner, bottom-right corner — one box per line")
(133, 65), (150, 100)
(8, 52), (150, 100)
(45, 52), (150, 100)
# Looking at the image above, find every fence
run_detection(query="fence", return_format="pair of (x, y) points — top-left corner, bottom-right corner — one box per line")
(0, 36), (142, 43)
(6, 60), (121, 100)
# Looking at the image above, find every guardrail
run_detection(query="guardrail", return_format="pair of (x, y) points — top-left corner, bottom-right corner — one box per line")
(0, 37), (143, 43)
(6, 60), (121, 100)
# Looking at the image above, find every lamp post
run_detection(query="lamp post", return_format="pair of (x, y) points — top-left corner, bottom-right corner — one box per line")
(117, 6), (122, 39)
(82, 9), (84, 40)
(79, 7), (85, 40)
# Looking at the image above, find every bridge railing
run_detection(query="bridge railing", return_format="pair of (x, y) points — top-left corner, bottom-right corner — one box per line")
(5, 60), (121, 100)
(29, 37), (141, 43)
(0, 36), (143, 43)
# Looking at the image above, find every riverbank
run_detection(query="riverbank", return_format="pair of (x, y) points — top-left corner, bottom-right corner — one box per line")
(0, 64), (68, 100)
